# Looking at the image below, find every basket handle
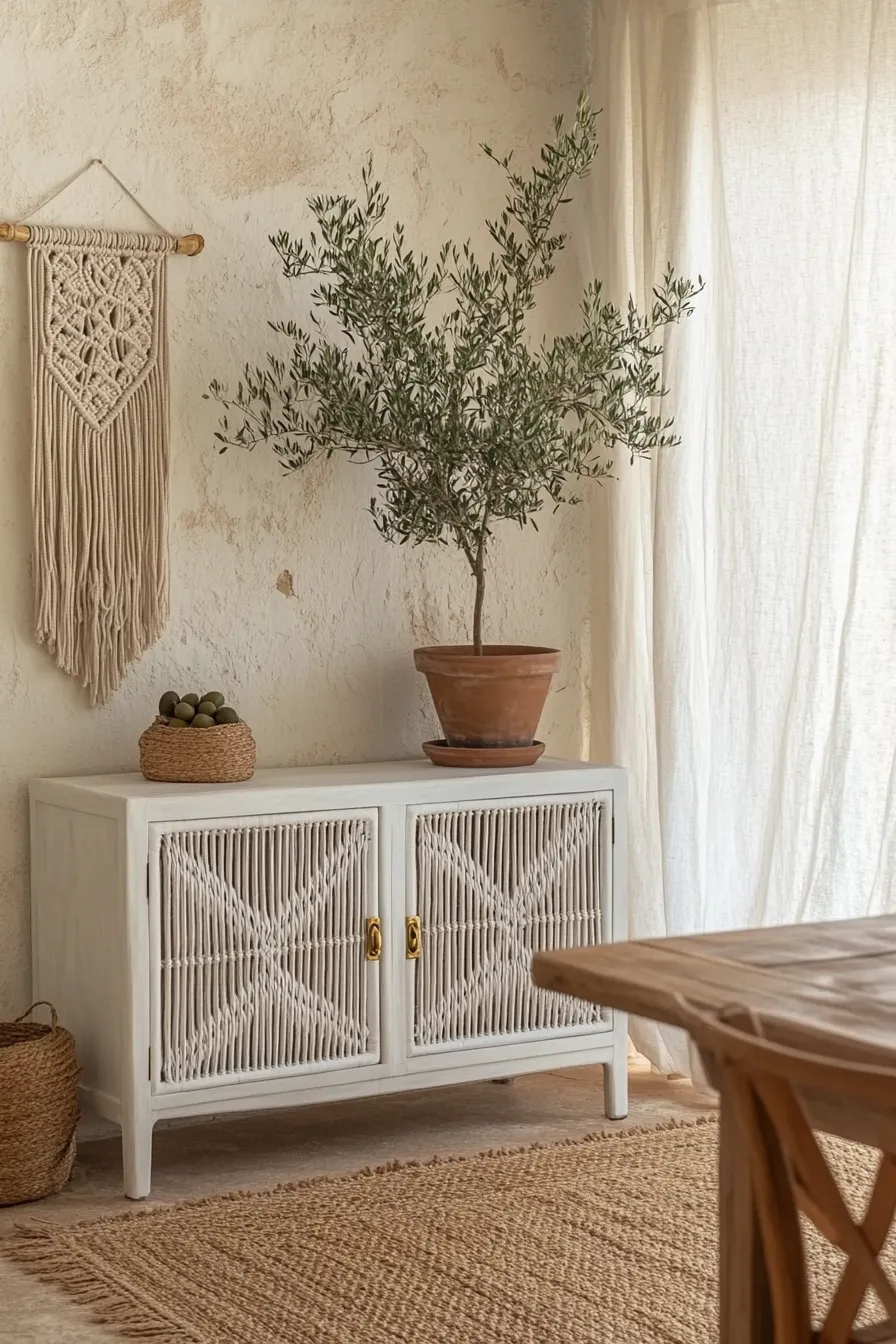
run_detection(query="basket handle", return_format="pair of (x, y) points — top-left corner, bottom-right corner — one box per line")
(15, 1001), (58, 1031)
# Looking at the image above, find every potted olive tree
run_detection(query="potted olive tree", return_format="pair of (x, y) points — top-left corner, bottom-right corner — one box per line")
(210, 94), (700, 765)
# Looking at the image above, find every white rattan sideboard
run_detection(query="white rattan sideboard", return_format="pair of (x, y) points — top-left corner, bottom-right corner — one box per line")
(30, 758), (627, 1198)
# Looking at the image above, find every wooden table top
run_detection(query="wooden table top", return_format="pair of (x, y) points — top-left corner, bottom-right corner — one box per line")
(532, 914), (896, 1069)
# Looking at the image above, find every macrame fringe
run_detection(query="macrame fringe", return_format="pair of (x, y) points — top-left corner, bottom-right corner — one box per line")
(28, 229), (172, 705)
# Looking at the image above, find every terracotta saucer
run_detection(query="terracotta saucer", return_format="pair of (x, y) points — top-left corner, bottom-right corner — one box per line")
(422, 740), (545, 768)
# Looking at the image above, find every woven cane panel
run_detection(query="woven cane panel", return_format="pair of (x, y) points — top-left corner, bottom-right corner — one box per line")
(413, 801), (603, 1049)
(157, 817), (375, 1085)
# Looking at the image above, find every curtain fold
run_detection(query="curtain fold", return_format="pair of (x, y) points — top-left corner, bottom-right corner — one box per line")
(591, 0), (896, 1075)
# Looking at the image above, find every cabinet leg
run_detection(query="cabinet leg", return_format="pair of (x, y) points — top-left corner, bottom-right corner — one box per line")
(122, 1111), (154, 1200)
(603, 1057), (629, 1120)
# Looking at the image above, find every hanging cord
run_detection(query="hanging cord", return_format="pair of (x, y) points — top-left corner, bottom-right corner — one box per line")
(22, 158), (172, 233)
(1, 159), (203, 255)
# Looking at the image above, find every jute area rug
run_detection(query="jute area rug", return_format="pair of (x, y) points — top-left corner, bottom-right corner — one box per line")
(2, 1116), (883, 1344)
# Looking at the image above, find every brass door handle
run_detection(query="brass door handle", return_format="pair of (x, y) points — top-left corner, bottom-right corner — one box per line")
(366, 916), (382, 961)
(406, 915), (421, 960)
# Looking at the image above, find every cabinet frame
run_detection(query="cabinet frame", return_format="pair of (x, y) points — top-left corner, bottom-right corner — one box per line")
(30, 759), (628, 1199)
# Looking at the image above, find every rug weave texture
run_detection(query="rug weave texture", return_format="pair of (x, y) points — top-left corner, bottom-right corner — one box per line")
(2, 1117), (881, 1343)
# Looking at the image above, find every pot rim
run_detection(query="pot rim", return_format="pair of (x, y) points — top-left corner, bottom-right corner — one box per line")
(414, 644), (561, 676)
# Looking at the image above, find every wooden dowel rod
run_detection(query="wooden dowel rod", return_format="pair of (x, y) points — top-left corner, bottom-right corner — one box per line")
(0, 222), (204, 255)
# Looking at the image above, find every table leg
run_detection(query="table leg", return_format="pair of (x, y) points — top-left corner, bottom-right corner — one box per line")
(719, 1085), (774, 1343)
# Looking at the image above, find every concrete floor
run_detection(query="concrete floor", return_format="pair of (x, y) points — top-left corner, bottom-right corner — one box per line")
(0, 1060), (715, 1343)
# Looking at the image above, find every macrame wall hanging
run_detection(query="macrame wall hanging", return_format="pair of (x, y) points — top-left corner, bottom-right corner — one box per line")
(0, 160), (203, 705)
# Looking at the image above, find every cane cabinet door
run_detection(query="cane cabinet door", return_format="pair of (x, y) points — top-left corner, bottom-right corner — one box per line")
(149, 811), (381, 1092)
(406, 794), (611, 1060)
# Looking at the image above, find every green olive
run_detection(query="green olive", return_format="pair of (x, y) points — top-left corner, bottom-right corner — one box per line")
(181, 693), (200, 708)
(159, 690), (179, 715)
(196, 700), (218, 717)
(173, 701), (195, 722)
(214, 706), (240, 725)
(201, 691), (226, 709)
(191, 713), (216, 728)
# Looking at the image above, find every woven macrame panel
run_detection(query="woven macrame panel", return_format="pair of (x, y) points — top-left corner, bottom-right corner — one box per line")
(28, 227), (174, 704)
(412, 799), (604, 1050)
(155, 816), (379, 1088)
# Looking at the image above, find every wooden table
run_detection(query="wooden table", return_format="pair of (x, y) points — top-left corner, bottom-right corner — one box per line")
(532, 914), (896, 1343)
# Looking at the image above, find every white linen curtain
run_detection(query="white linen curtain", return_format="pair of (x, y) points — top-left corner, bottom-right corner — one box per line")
(590, 0), (896, 1074)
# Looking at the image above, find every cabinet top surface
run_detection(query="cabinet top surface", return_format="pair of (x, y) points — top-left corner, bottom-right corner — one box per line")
(32, 757), (622, 805)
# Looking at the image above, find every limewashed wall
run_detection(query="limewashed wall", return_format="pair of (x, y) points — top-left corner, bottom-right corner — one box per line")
(0, 0), (596, 1016)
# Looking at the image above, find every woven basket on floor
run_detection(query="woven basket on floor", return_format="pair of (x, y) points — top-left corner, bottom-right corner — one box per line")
(139, 716), (256, 783)
(0, 1002), (80, 1206)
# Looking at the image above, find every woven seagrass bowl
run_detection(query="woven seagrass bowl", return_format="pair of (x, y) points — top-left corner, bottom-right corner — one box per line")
(139, 716), (256, 784)
(0, 1002), (80, 1206)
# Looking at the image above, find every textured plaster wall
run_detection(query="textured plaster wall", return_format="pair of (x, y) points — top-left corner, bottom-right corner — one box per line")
(0, 0), (597, 1016)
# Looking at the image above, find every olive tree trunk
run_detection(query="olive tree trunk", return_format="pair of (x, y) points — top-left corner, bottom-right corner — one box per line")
(472, 562), (485, 656)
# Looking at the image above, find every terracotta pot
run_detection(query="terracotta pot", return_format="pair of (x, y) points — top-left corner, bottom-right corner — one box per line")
(414, 645), (561, 750)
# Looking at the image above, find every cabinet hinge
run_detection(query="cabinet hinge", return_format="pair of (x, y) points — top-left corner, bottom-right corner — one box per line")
(365, 916), (382, 961)
(405, 915), (421, 960)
